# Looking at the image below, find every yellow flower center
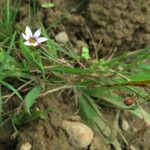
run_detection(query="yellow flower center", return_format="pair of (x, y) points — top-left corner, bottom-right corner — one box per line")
(29, 37), (36, 43)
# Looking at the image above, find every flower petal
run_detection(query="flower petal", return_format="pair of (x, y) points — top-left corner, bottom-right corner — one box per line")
(34, 28), (41, 38)
(24, 41), (31, 46)
(32, 42), (39, 47)
(24, 41), (39, 47)
(25, 26), (33, 37)
(22, 33), (30, 40)
(37, 37), (48, 43)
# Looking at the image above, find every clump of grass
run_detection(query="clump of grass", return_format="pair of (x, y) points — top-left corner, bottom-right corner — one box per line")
(0, 0), (150, 149)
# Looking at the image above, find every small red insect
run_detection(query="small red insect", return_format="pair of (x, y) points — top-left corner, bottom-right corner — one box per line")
(124, 97), (134, 106)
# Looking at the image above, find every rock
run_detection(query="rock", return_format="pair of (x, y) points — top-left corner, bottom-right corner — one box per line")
(121, 119), (129, 131)
(62, 120), (94, 148)
(133, 127), (138, 133)
(130, 145), (136, 150)
(20, 142), (32, 150)
(76, 40), (88, 49)
(55, 32), (69, 44)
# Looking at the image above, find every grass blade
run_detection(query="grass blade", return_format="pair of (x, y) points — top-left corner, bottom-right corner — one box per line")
(25, 85), (42, 114)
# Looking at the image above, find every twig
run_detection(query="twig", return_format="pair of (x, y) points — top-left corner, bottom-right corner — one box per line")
(38, 85), (72, 98)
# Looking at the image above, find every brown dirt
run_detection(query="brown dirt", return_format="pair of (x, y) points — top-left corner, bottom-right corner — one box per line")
(15, 94), (77, 150)
(42, 0), (150, 56)
(86, 0), (150, 55)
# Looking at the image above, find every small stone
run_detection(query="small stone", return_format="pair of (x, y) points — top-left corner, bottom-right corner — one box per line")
(133, 127), (137, 133)
(76, 40), (88, 49)
(75, 40), (88, 54)
(130, 145), (136, 150)
(20, 142), (32, 150)
(62, 120), (94, 148)
(55, 32), (69, 44)
(121, 119), (129, 131)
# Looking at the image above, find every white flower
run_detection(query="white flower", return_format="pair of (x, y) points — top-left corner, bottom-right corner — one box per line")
(22, 26), (48, 46)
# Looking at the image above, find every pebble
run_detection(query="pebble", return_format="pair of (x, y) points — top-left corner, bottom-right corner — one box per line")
(121, 119), (130, 131)
(62, 120), (94, 148)
(76, 40), (87, 49)
(20, 142), (32, 150)
(55, 31), (69, 44)
(130, 145), (136, 150)
(133, 127), (138, 133)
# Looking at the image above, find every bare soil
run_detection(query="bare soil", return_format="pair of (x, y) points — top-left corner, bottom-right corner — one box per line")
(15, 94), (77, 150)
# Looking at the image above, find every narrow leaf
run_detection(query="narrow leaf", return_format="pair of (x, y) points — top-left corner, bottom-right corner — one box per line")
(25, 86), (41, 114)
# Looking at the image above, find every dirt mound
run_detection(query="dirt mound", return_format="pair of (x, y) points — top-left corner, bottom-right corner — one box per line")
(86, 0), (150, 55)
(42, 0), (150, 56)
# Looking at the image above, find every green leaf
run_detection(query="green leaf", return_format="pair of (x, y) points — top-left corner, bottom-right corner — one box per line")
(0, 85), (2, 124)
(0, 32), (16, 73)
(81, 47), (90, 60)
(0, 48), (19, 71)
(41, 2), (55, 8)
(138, 63), (150, 70)
(25, 86), (41, 114)
(50, 66), (94, 75)
(12, 107), (53, 126)
(110, 111), (120, 142)
(129, 73), (150, 82)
